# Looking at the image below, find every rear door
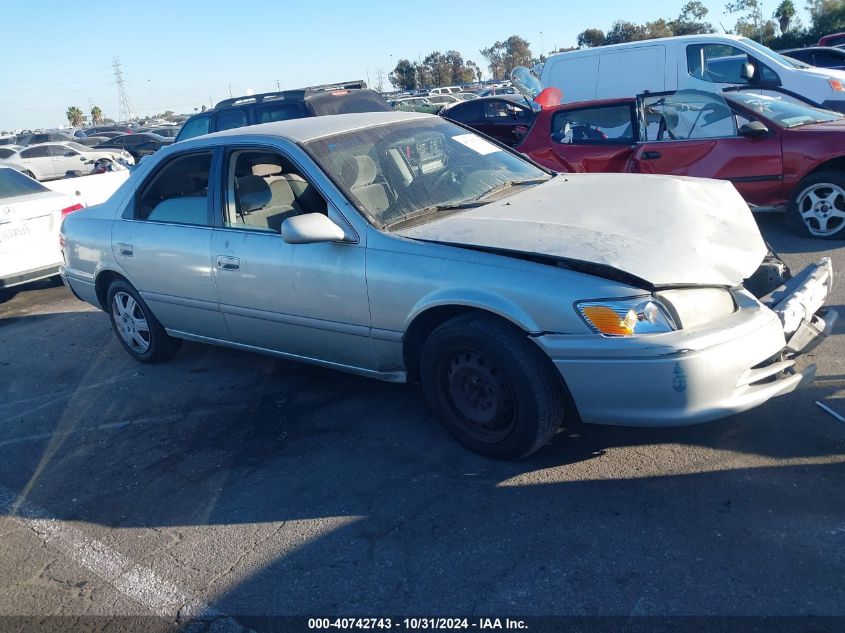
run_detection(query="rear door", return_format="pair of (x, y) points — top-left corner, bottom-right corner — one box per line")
(534, 102), (638, 173)
(632, 91), (783, 208)
(18, 146), (56, 180)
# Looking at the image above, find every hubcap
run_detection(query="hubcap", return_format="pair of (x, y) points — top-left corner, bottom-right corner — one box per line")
(797, 183), (845, 236)
(441, 348), (516, 443)
(112, 292), (151, 353)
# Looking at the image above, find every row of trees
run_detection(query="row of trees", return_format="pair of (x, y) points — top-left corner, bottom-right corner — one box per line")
(389, 51), (482, 91)
(65, 105), (104, 127)
(389, 35), (540, 90)
(576, 0), (845, 50)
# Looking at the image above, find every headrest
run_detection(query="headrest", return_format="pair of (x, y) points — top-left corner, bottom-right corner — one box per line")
(237, 175), (272, 213)
(252, 163), (282, 177)
(340, 155), (377, 189)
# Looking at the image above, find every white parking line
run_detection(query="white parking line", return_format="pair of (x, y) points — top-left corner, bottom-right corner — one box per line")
(0, 414), (184, 448)
(0, 483), (248, 630)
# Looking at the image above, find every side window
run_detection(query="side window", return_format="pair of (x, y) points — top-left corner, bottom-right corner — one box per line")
(641, 92), (737, 141)
(687, 44), (751, 84)
(483, 101), (511, 119)
(551, 105), (634, 144)
(135, 153), (212, 224)
(49, 145), (73, 156)
(177, 115), (210, 141)
(256, 103), (306, 124)
(223, 149), (328, 233)
(20, 146), (49, 159)
(215, 109), (248, 132)
(446, 101), (480, 123)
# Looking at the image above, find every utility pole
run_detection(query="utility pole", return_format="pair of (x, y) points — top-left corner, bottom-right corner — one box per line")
(276, 79), (281, 91)
(540, 31), (544, 57)
(228, 83), (233, 98)
(112, 57), (135, 122)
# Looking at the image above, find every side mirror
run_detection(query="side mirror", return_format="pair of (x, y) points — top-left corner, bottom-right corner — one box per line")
(281, 213), (346, 244)
(740, 62), (756, 81)
(738, 121), (769, 138)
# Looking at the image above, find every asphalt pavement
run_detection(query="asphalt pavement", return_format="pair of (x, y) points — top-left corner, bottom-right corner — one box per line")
(0, 214), (843, 632)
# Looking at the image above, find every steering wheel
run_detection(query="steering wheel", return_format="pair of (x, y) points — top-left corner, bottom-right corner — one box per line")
(434, 166), (465, 191)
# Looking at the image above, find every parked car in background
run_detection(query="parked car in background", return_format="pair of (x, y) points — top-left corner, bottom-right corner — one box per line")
(15, 132), (76, 146)
(0, 137), (18, 146)
(95, 133), (172, 162)
(59, 112), (835, 459)
(780, 47), (845, 71)
(441, 95), (536, 146)
(0, 145), (23, 159)
(390, 96), (443, 114)
(540, 34), (845, 113)
(0, 166), (86, 288)
(429, 86), (462, 95)
(428, 94), (460, 106)
(454, 92), (480, 101)
(0, 142), (134, 181)
(479, 86), (518, 97)
(518, 87), (845, 238)
(818, 32), (845, 47)
(145, 127), (181, 138)
(84, 130), (123, 139)
(175, 80), (392, 142)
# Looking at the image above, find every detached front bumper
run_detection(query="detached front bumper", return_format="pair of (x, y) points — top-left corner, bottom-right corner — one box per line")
(534, 258), (836, 427)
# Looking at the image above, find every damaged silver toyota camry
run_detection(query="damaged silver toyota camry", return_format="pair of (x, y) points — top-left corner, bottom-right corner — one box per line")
(60, 112), (837, 459)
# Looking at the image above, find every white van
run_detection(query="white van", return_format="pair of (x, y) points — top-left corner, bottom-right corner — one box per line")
(430, 86), (462, 95)
(540, 34), (845, 112)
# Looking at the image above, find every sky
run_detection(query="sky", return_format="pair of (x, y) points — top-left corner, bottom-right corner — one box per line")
(1, 0), (811, 131)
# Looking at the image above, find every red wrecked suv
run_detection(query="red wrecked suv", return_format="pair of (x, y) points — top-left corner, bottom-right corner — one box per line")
(517, 87), (845, 240)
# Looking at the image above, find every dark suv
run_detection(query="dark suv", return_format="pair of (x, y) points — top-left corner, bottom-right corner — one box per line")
(175, 80), (392, 142)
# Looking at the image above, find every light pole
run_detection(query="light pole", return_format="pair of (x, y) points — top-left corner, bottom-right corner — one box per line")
(540, 31), (544, 57)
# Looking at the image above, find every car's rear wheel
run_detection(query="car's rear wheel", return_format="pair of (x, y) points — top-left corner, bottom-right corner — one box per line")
(420, 314), (565, 459)
(106, 280), (180, 363)
(22, 170), (35, 179)
(788, 170), (845, 239)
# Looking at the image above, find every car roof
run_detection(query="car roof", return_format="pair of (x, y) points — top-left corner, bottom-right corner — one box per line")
(201, 111), (430, 143)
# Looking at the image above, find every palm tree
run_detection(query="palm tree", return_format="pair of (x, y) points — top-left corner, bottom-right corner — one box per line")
(91, 105), (103, 125)
(774, 0), (796, 33)
(66, 106), (84, 127)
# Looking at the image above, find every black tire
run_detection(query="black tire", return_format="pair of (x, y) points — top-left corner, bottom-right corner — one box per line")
(106, 279), (181, 363)
(22, 170), (35, 179)
(787, 170), (845, 239)
(420, 314), (565, 459)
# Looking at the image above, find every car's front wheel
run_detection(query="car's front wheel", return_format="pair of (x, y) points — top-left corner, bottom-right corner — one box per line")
(106, 280), (180, 363)
(788, 170), (845, 239)
(420, 314), (566, 459)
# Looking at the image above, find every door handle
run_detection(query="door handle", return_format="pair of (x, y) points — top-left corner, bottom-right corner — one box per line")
(641, 151), (662, 160)
(216, 255), (240, 271)
(118, 243), (133, 256)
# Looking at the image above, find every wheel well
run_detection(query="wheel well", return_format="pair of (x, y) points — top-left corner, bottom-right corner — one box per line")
(800, 157), (845, 185)
(94, 270), (128, 310)
(402, 305), (544, 383)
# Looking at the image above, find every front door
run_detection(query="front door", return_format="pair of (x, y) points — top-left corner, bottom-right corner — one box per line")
(632, 91), (784, 208)
(110, 149), (230, 339)
(209, 145), (375, 370)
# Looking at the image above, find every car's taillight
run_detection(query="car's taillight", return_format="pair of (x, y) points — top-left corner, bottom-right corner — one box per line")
(329, 90), (349, 96)
(61, 203), (84, 216)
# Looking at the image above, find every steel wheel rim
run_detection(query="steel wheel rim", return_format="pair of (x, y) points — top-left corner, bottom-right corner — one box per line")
(439, 347), (516, 443)
(796, 182), (845, 237)
(112, 292), (151, 353)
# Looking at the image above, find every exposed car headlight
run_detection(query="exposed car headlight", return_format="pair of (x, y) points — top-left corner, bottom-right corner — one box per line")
(576, 297), (676, 336)
(656, 288), (736, 330)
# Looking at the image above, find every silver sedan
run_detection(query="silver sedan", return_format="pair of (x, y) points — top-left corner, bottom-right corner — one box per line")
(59, 112), (836, 459)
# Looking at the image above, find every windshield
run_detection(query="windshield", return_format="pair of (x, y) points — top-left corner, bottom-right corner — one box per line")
(727, 91), (843, 127)
(305, 117), (549, 229)
(739, 37), (811, 69)
(0, 167), (49, 198)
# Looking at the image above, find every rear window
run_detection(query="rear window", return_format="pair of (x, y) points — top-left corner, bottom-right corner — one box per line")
(305, 90), (393, 115)
(0, 168), (50, 199)
(215, 109), (249, 132)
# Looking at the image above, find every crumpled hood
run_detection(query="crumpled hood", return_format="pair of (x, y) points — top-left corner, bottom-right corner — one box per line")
(395, 173), (767, 287)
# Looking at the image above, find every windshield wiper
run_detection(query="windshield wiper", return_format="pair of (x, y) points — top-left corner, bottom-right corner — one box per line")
(474, 177), (550, 202)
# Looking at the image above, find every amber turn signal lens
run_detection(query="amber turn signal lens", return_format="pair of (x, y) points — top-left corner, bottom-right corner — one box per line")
(580, 306), (633, 336)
